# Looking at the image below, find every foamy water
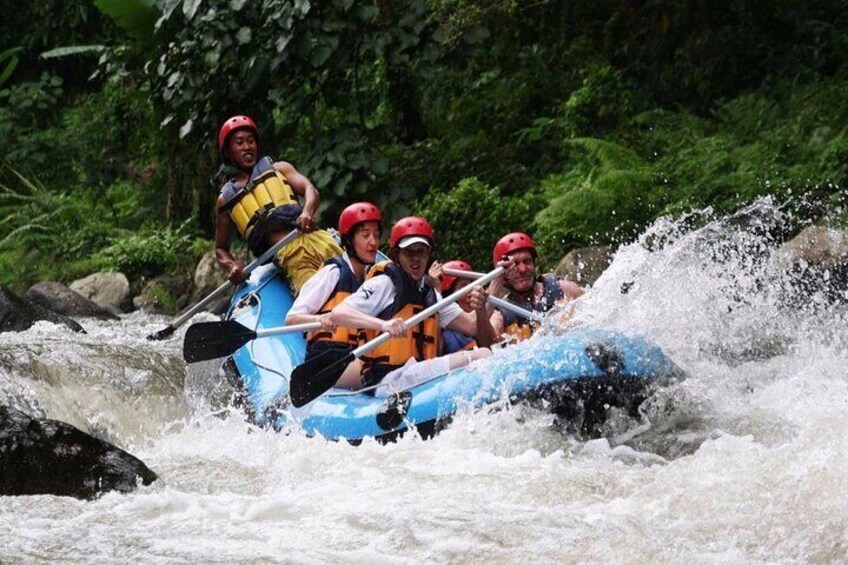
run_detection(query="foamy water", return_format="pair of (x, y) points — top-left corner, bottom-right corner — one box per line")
(1, 201), (846, 563)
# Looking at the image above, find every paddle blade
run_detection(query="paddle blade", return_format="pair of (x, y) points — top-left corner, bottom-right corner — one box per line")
(147, 324), (175, 341)
(289, 348), (355, 407)
(182, 320), (257, 363)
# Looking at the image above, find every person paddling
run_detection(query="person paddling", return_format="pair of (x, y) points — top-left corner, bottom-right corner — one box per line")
(486, 232), (583, 342)
(329, 217), (493, 395)
(214, 115), (342, 294)
(430, 259), (483, 354)
(285, 202), (382, 388)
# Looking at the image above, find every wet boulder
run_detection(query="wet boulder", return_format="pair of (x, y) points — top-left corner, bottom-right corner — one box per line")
(0, 406), (157, 499)
(775, 226), (848, 303)
(70, 272), (132, 313)
(26, 281), (119, 320)
(191, 248), (250, 315)
(555, 245), (613, 287)
(0, 286), (85, 334)
(133, 274), (193, 315)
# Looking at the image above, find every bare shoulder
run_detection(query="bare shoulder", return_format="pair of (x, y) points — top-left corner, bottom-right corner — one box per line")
(273, 160), (297, 175)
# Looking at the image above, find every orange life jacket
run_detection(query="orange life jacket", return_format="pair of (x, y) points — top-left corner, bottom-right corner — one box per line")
(361, 261), (441, 386)
(306, 255), (364, 349)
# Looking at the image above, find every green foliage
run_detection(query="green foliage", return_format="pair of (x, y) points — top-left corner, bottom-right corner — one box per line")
(94, 0), (159, 45)
(92, 221), (203, 280)
(4, 0), (848, 291)
(0, 73), (65, 168)
(0, 47), (22, 88)
(533, 77), (848, 262)
(534, 139), (656, 264)
(0, 168), (155, 289)
(560, 65), (637, 137)
(414, 177), (544, 270)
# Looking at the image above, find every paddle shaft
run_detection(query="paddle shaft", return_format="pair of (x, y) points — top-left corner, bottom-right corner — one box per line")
(443, 267), (544, 323)
(443, 267), (487, 279)
(167, 229), (302, 330)
(349, 267), (505, 360)
(255, 321), (321, 339)
(488, 296), (545, 324)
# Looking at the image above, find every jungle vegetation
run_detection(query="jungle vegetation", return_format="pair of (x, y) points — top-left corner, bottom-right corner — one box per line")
(1, 0), (846, 290)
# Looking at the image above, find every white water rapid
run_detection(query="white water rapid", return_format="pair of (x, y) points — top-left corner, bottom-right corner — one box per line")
(1, 200), (846, 563)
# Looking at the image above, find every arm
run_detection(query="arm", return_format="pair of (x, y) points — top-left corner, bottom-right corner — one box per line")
(489, 309), (505, 336)
(285, 266), (339, 329)
(274, 160), (318, 232)
(465, 286), (498, 347)
(559, 279), (584, 300)
(428, 260), (443, 289)
(215, 195), (246, 284)
(331, 302), (405, 337)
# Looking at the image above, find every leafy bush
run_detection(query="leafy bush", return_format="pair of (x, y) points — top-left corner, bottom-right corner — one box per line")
(533, 139), (657, 265)
(413, 177), (544, 270)
(92, 221), (205, 280)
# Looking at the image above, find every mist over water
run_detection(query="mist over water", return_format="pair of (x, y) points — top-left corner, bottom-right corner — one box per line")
(2, 200), (846, 563)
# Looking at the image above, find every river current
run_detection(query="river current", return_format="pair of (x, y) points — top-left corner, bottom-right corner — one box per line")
(1, 201), (846, 563)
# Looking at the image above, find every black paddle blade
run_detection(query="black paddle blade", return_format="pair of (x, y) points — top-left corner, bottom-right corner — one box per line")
(147, 324), (176, 341)
(182, 320), (257, 363)
(289, 348), (355, 407)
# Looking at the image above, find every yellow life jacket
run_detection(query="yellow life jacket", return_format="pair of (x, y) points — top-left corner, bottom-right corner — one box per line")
(500, 274), (564, 343)
(361, 261), (441, 386)
(218, 157), (298, 240)
(307, 256), (364, 349)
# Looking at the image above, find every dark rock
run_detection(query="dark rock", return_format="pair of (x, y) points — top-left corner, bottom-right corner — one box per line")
(0, 406), (157, 499)
(26, 282), (119, 320)
(0, 286), (85, 334)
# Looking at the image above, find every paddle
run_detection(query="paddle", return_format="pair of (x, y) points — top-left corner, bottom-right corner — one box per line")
(442, 266), (546, 323)
(288, 266), (506, 407)
(147, 229), (301, 341)
(182, 319), (321, 363)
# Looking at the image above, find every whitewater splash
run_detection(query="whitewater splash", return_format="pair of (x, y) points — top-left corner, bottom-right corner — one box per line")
(1, 199), (846, 562)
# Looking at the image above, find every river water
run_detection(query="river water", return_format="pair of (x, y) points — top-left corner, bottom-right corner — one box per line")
(1, 201), (846, 563)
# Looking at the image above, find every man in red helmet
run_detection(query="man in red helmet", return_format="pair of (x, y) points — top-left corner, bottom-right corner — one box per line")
(486, 232), (583, 342)
(285, 202), (383, 388)
(330, 217), (494, 394)
(214, 115), (342, 295)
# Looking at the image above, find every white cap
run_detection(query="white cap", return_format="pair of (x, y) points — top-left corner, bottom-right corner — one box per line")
(397, 236), (431, 249)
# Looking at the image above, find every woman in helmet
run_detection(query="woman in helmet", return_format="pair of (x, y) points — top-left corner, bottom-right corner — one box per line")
(285, 202), (383, 388)
(214, 115), (342, 295)
(330, 217), (493, 394)
(487, 232), (583, 342)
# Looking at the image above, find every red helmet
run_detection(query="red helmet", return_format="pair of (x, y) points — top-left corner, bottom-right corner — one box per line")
(389, 216), (434, 249)
(338, 202), (382, 237)
(441, 260), (473, 293)
(217, 115), (259, 151)
(493, 232), (536, 266)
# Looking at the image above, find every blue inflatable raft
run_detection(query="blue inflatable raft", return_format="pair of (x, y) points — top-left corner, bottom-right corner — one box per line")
(220, 264), (684, 441)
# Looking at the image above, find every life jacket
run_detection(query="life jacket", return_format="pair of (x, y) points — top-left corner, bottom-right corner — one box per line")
(443, 329), (476, 354)
(500, 274), (564, 343)
(218, 157), (301, 254)
(306, 255), (364, 349)
(361, 261), (441, 387)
